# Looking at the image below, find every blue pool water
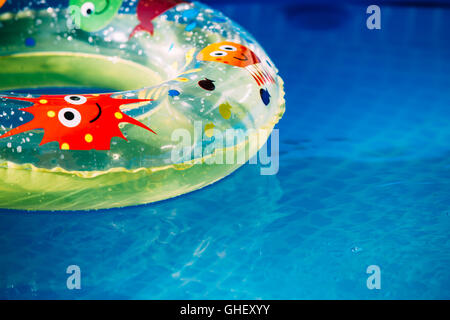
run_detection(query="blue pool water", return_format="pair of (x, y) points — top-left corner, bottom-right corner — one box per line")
(1, 0), (450, 299)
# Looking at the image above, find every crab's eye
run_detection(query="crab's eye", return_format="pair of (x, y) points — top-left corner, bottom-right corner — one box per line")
(81, 2), (95, 17)
(219, 45), (237, 52)
(64, 95), (87, 105)
(58, 108), (82, 128)
(210, 51), (228, 57)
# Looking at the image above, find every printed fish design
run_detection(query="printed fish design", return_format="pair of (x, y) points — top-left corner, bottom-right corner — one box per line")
(69, 0), (123, 32)
(196, 41), (275, 87)
(0, 94), (155, 151)
(130, 0), (187, 38)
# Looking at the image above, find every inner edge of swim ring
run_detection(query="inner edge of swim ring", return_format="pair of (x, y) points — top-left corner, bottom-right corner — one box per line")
(0, 52), (163, 92)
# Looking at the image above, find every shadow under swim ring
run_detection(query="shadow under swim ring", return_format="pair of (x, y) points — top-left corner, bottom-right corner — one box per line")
(0, 0), (285, 211)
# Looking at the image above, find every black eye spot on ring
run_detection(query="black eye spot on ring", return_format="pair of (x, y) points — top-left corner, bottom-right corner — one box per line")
(198, 78), (216, 91)
(64, 111), (75, 121)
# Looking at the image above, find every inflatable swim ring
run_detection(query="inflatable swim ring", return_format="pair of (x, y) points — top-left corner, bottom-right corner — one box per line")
(0, 0), (285, 211)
